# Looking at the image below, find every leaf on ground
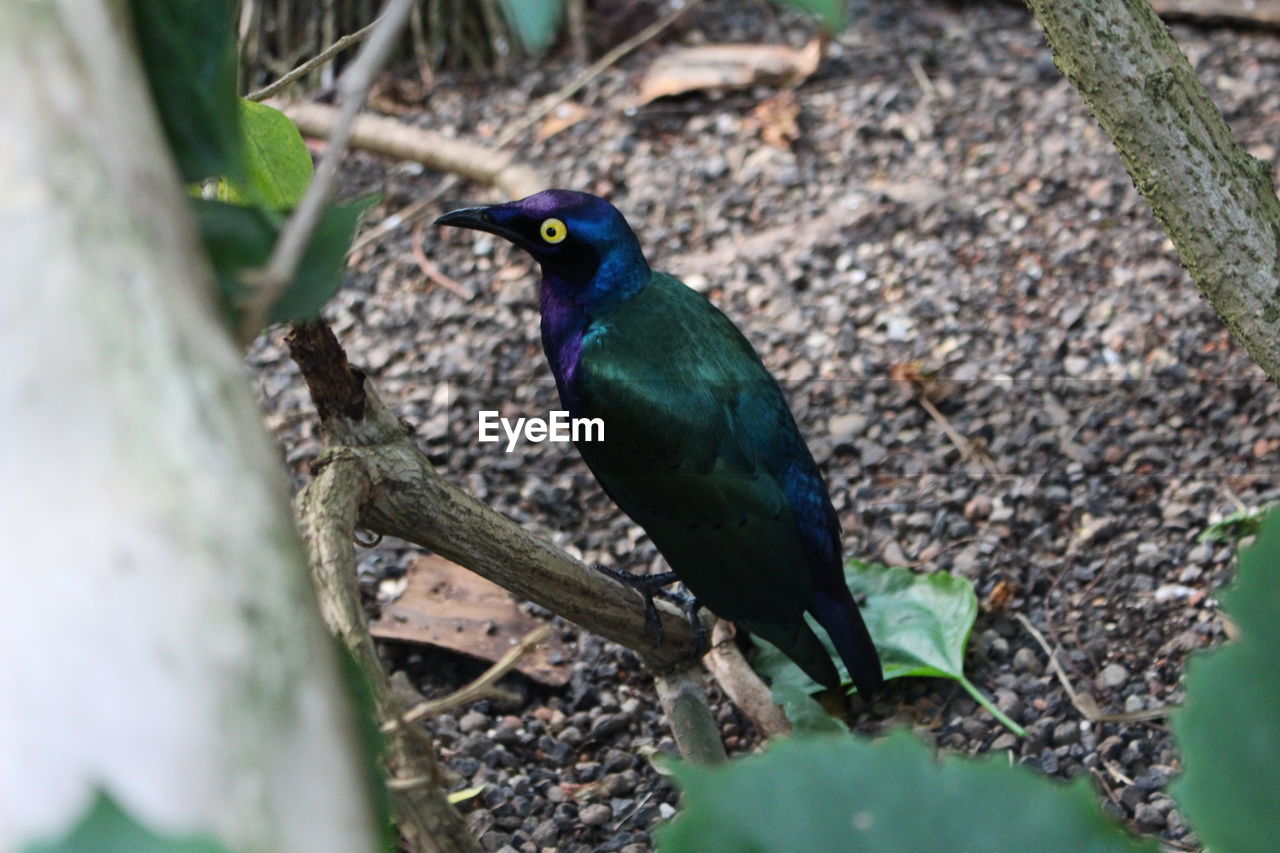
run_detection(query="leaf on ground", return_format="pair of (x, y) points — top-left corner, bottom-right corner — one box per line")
(1172, 508), (1280, 851)
(747, 90), (802, 149)
(498, 0), (563, 55)
(21, 791), (230, 853)
(771, 0), (848, 31)
(447, 786), (487, 806)
(128, 0), (242, 183)
(192, 196), (375, 330)
(657, 732), (1158, 853)
(633, 38), (823, 105)
(772, 683), (848, 735)
(219, 100), (313, 209)
(369, 555), (571, 687)
(753, 560), (1025, 735)
(1197, 503), (1272, 542)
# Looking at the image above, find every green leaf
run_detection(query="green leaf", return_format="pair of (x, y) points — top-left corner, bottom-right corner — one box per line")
(219, 100), (314, 209)
(771, 0), (847, 31)
(21, 790), (231, 853)
(268, 197), (376, 325)
(1172, 508), (1280, 851)
(1197, 503), (1273, 543)
(657, 732), (1157, 853)
(498, 0), (563, 55)
(128, 0), (242, 183)
(192, 197), (375, 330)
(772, 683), (848, 735)
(753, 560), (1025, 735)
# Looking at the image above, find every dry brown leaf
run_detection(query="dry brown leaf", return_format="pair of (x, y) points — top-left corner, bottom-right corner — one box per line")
(370, 554), (571, 686)
(983, 579), (1016, 613)
(748, 90), (801, 149)
(536, 101), (593, 141)
(633, 37), (823, 105)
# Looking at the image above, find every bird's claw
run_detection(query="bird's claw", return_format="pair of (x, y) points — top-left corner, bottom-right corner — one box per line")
(590, 564), (693, 650)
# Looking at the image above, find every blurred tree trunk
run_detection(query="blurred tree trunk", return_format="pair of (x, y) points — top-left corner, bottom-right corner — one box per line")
(1026, 0), (1280, 381)
(0, 2), (381, 850)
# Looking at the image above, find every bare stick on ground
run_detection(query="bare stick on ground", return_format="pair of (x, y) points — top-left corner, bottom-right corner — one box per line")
(388, 625), (551, 729)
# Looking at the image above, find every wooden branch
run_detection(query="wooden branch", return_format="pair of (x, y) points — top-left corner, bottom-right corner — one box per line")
(703, 621), (792, 738)
(285, 322), (707, 672)
(239, 0), (414, 346)
(1024, 0), (1280, 380)
(298, 456), (482, 853)
(286, 321), (728, 762)
(281, 101), (546, 199)
(654, 669), (728, 765)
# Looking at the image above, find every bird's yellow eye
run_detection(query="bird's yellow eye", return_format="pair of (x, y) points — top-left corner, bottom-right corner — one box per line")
(540, 218), (567, 244)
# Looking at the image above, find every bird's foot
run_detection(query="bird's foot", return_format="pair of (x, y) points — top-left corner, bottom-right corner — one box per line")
(590, 565), (681, 649)
(635, 584), (707, 655)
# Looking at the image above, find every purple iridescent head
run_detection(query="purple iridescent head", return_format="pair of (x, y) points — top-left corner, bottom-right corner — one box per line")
(436, 190), (649, 298)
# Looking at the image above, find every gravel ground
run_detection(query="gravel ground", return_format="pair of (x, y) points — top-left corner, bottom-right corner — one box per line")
(250, 2), (1280, 850)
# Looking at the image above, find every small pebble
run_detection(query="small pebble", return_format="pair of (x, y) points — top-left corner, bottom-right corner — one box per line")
(579, 803), (613, 827)
(1099, 663), (1130, 689)
(460, 710), (490, 734)
(1012, 646), (1042, 675)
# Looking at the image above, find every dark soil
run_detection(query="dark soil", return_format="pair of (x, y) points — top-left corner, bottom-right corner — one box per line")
(249, 1), (1280, 850)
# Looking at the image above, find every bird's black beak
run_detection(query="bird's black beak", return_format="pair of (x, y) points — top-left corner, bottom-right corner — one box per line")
(435, 204), (529, 248)
(435, 205), (494, 230)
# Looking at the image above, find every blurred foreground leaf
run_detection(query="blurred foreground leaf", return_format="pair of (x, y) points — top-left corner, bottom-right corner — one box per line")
(658, 732), (1157, 853)
(1173, 509), (1280, 850)
(193, 197), (375, 330)
(754, 560), (1025, 735)
(21, 791), (229, 853)
(128, 0), (241, 183)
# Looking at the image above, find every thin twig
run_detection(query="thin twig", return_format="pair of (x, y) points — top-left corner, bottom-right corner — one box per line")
(1014, 613), (1176, 724)
(1015, 612), (1098, 721)
(385, 624), (553, 730)
(352, 0), (702, 252)
(916, 393), (1001, 479)
(411, 221), (474, 299)
(907, 55), (937, 101)
(247, 15), (383, 101)
(238, 0), (413, 346)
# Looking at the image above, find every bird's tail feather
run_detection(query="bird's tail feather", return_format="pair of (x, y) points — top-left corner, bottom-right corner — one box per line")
(809, 587), (884, 697)
(745, 618), (842, 691)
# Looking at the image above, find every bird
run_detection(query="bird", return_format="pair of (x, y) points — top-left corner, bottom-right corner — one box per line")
(437, 189), (883, 696)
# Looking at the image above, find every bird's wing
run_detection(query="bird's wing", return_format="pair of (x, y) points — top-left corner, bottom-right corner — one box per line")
(573, 273), (838, 621)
